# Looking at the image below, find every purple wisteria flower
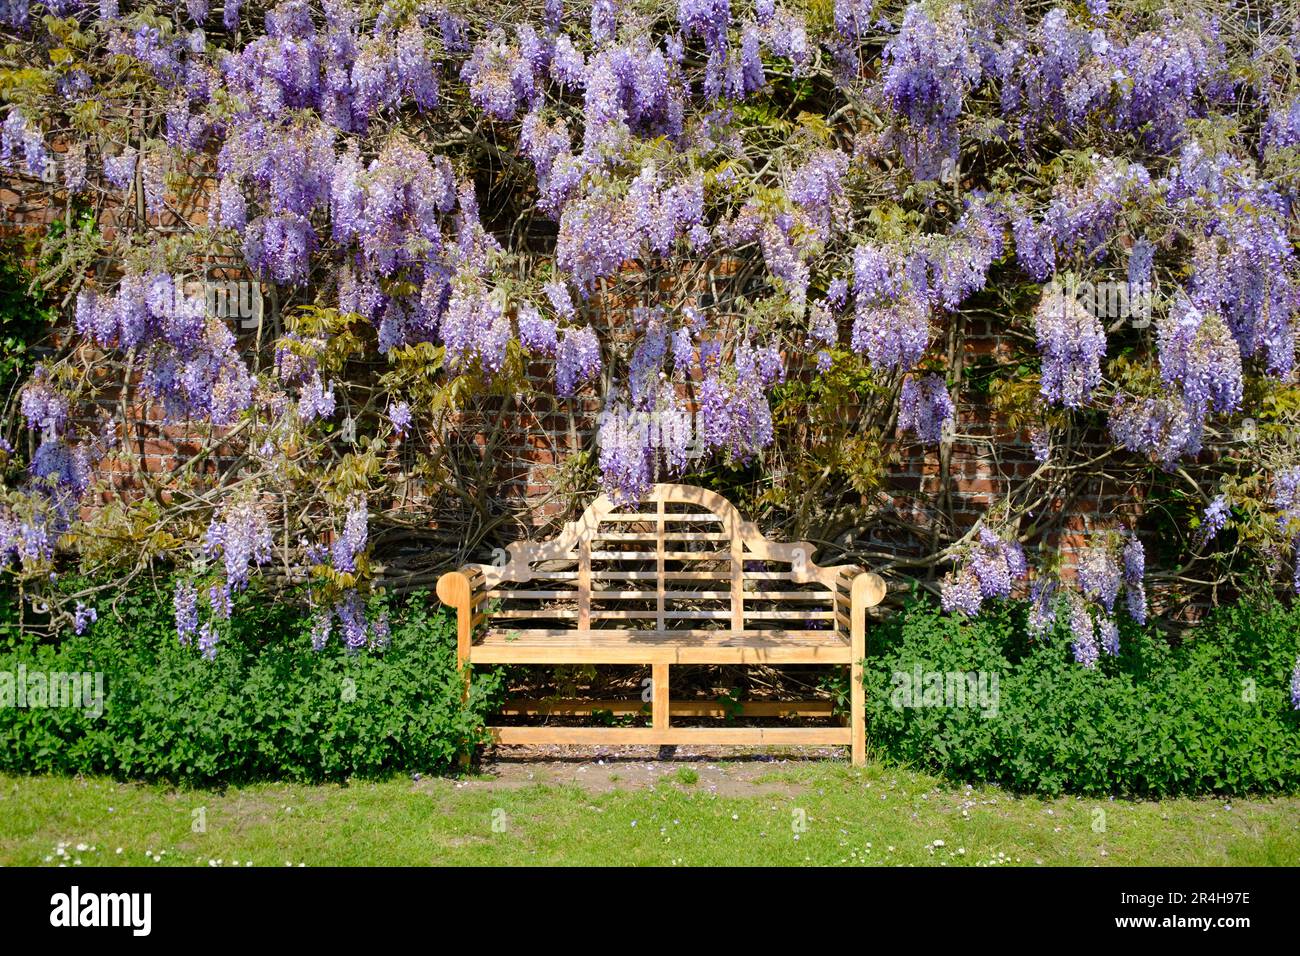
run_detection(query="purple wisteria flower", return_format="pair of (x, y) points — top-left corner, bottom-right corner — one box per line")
(1109, 393), (1203, 469)
(1099, 617), (1120, 657)
(388, 400), (412, 438)
(331, 495), (368, 573)
(696, 364), (773, 464)
(297, 372), (336, 422)
(941, 526), (1028, 616)
(75, 273), (254, 425)
(1030, 426), (1050, 463)
(898, 374), (954, 444)
(940, 568), (982, 617)
(879, 3), (981, 180)
(203, 499), (273, 591)
(1272, 468), (1300, 595)
(556, 325), (602, 397)
(1068, 594), (1099, 668)
(335, 589), (369, 649)
(1199, 495), (1230, 544)
(1272, 467), (1300, 534)
(310, 608), (332, 651)
(1078, 547), (1121, 614)
(63, 143), (87, 194)
(20, 370), (68, 437)
(174, 579), (199, 644)
(209, 582), (233, 620)
(543, 280), (576, 321)
(517, 303), (559, 355)
(1028, 578), (1058, 637)
(1122, 534), (1147, 624)
(73, 602), (97, 635)
(1128, 238), (1155, 292)
(103, 149), (136, 190)
(197, 621), (219, 660)
(1035, 288), (1105, 409)
(1157, 294), (1242, 416)
(1, 110), (50, 177)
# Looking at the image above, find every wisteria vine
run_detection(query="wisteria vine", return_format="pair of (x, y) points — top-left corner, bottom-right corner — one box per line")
(0, 0), (1296, 695)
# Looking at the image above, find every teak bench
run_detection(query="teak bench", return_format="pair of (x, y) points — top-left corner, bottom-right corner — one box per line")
(436, 483), (885, 764)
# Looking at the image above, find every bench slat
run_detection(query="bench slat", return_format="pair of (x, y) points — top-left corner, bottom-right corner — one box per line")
(471, 643), (852, 664)
(599, 512), (721, 523)
(478, 627), (847, 642)
(594, 532), (731, 541)
(590, 550), (731, 561)
(489, 727), (852, 745)
(485, 589), (835, 601)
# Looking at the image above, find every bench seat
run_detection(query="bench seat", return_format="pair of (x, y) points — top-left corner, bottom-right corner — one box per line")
(471, 628), (853, 664)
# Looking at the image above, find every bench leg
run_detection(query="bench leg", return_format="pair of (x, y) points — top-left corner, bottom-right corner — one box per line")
(850, 658), (865, 767)
(850, 574), (869, 768)
(652, 663), (669, 732)
(457, 660), (472, 769)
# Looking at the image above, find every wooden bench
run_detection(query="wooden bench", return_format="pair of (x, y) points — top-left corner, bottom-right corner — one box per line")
(436, 483), (885, 764)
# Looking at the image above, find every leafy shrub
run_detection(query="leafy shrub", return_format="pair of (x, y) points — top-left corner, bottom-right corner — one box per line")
(0, 583), (503, 784)
(3, 579), (1296, 796)
(863, 593), (1300, 796)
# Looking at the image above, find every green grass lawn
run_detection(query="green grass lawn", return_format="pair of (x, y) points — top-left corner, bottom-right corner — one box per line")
(2, 761), (1297, 866)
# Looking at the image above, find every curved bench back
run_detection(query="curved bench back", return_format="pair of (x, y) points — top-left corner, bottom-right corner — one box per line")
(467, 483), (857, 636)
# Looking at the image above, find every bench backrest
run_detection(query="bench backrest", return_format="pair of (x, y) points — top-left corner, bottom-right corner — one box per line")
(467, 483), (857, 636)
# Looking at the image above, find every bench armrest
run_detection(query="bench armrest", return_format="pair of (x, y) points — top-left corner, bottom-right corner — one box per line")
(829, 567), (886, 649)
(436, 566), (487, 671)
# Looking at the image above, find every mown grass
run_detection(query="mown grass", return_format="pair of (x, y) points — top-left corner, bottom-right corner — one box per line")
(3, 762), (1297, 866)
